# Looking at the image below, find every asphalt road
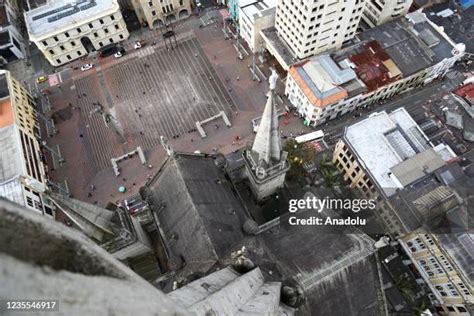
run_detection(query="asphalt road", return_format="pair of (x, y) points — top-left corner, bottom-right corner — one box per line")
(323, 73), (465, 142)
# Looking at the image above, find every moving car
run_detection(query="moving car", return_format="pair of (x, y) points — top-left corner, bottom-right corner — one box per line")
(36, 75), (47, 84)
(80, 63), (93, 71)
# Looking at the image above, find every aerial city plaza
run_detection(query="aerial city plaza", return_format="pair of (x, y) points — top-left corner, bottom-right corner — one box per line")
(0, 0), (473, 315)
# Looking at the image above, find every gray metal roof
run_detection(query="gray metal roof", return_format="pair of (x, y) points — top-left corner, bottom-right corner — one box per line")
(318, 54), (357, 85)
(391, 148), (446, 187)
(438, 233), (474, 284)
(357, 16), (454, 77)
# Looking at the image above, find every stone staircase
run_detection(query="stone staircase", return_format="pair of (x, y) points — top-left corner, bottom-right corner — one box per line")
(168, 267), (294, 315)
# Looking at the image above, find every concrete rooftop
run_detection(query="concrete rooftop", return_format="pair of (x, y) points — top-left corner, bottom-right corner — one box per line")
(344, 108), (432, 197)
(25, 0), (118, 38)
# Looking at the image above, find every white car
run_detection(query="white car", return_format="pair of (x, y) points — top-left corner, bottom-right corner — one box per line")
(80, 63), (93, 71)
(134, 41), (142, 49)
(114, 51), (123, 58)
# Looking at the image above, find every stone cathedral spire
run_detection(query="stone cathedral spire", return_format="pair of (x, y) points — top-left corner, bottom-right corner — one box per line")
(243, 70), (289, 201)
(251, 70), (282, 165)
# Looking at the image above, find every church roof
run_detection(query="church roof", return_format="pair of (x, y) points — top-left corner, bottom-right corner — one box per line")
(231, 204), (384, 316)
(48, 191), (120, 242)
(145, 153), (247, 275)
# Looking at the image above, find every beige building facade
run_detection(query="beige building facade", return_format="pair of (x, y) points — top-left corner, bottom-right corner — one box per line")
(0, 70), (52, 217)
(130, 0), (191, 28)
(333, 135), (405, 235)
(24, 0), (129, 67)
(363, 0), (413, 27)
(400, 233), (473, 315)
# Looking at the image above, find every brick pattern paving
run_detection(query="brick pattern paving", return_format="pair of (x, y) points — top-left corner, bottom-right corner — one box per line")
(72, 36), (235, 171)
(45, 15), (314, 203)
(75, 77), (124, 171)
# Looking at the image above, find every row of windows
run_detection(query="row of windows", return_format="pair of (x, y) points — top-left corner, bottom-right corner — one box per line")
(19, 130), (43, 183)
(41, 14), (118, 47)
(47, 25), (121, 55)
(53, 34), (124, 64)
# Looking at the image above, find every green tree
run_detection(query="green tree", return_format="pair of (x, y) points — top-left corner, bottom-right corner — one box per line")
(283, 139), (316, 182)
(319, 153), (339, 188)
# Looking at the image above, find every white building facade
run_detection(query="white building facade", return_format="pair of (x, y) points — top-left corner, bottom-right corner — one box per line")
(239, 0), (277, 53)
(362, 0), (413, 27)
(25, 0), (129, 67)
(274, 0), (367, 60)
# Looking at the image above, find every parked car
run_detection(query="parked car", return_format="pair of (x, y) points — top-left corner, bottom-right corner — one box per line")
(36, 75), (47, 84)
(80, 63), (93, 71)
(98, 44), (119, 58)
(114, 47), (126, 58)
(124, 195), (148, 216)
(134, 41), (143, 49)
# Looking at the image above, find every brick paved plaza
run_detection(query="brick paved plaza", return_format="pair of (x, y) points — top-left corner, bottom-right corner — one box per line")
(74, 36), (235, 170)
(43, 17), (312, 204)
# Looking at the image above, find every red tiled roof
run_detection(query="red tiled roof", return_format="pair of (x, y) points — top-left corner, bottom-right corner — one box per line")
(349, 41), (400, 92)
(454, 83), (474, 102)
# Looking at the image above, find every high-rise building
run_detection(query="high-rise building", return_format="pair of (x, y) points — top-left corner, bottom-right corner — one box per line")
(274, 0), (367, 60)
(362, 0), (413, 27)
(243, 71), (289, 201)
(0, 70), (51, 217)
(130, 0), (191, 29)
(24, 0), (129, 66)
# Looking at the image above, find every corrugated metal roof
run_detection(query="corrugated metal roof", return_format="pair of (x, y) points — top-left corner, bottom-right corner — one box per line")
(391, 148), (445, 186)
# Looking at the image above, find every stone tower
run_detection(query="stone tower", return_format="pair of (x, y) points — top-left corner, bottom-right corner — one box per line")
(243, 70), (289, 201)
